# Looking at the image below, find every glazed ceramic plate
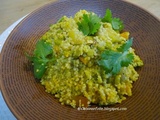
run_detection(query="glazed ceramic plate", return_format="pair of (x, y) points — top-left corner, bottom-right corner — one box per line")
(0, 0), (160, 119)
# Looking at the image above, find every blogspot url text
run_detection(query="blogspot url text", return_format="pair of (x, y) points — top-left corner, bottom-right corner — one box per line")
(77, 107), (127, 111)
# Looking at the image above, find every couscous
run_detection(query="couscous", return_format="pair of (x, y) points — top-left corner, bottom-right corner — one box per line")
(29, 10), (143, 108)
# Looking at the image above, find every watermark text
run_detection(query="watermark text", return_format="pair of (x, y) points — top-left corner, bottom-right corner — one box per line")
(77, 107), (127, 111)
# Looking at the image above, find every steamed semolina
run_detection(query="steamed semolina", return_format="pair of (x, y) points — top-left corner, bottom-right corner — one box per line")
(40, 10), (143, 108)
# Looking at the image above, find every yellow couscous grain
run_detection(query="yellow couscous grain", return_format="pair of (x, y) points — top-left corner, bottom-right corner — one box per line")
(40, 10), (143, 108)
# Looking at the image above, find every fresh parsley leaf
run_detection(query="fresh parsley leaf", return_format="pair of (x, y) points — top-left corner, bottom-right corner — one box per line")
(34, 40), (53, 58)
(120, 52), (134, 67)
(102, 9), (124, 31)
(111, 18), (124, 31)
(98, 38), (134, 75)
(27, 40), (54, 79)
(77, 13), (101, 36)
(101, 9), (112, 22)
(32, 57), (48, 79)
(98, 51), (121, 73)
(117, 37), (133, 52)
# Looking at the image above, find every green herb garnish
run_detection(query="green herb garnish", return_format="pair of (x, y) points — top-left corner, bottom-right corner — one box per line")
(77, 8), (124, 36)
(98, 38), (134, 75)
(77, 13), (101, 36)
(27, 40), (55, 79)
(102, 9), (124, 31)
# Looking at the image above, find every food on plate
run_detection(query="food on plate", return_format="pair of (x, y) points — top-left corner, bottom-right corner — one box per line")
(27, 9), (143, 108)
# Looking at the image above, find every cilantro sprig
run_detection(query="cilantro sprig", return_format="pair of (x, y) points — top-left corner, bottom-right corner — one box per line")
(27, 40), (55, 79)
(102, 9), (124, 31)
(77, 13), (101, 36)
(98, 38), (134, 75)
(77, 9), (124, 36)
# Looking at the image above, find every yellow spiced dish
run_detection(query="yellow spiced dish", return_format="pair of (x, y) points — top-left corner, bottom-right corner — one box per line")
(29, 9), (143, 108)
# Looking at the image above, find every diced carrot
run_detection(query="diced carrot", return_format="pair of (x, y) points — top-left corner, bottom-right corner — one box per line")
(79, 56), (88, 65)
(73, 95), (89, 107)
(120, 32), (130, 40)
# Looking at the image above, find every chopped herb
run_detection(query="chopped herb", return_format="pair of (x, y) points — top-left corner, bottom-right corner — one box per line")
(77, 13), (101, 36)
(77, 8), (124, 35)
(102, 9), (124, 31)
(101, 9), (112, 23)
(27, 40), (55, 79)
(98, 38), (134, 75)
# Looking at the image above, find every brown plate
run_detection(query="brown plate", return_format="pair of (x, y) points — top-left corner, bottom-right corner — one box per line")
(0, 0), (160, 119)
